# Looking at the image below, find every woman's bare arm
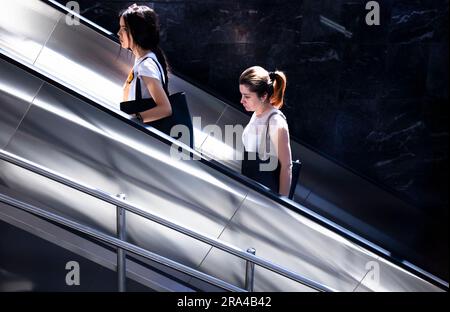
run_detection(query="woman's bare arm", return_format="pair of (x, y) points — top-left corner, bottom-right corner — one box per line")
(277, 127), (292, 196)
(139, 76), (172, 122)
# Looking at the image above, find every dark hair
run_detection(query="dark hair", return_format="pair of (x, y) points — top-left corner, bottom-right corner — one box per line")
(239, 66), (287, 109)
(120, 4), (169, 91)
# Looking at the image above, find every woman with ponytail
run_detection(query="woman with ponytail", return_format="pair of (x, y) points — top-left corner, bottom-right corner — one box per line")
(239, 66), (292, 196)
(118, 4), (172, 123)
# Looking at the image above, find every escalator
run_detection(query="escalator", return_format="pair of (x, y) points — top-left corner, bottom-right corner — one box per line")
(0, 217), (157, 292)
(0, 0), (447, 291)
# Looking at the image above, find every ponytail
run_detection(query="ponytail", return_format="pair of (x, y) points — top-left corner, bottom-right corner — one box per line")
(269, 71), (287, 109)
(240, 66), (287, 109)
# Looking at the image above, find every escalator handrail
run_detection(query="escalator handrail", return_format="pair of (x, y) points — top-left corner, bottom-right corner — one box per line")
(0, 192), (244, 292)
(1, 49), (447, 290)
(0, 149), (336, 292)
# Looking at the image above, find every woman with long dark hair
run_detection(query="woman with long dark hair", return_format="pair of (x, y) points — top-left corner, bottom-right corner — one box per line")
(118, 4), (171, 123)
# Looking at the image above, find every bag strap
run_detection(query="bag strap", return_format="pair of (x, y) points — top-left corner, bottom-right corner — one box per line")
(265, 110), (286, 154)
(134, 56), (168, 100)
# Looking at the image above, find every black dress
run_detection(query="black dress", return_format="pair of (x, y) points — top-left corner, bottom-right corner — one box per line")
(242, 150), (281, 192)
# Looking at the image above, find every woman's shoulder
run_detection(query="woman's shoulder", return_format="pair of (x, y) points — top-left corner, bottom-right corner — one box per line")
(268, 109), (288, 129)
(135, 53), (162, 77)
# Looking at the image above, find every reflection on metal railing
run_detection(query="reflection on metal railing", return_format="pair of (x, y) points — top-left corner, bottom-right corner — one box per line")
(116, 193), (127, 292)
(0, 192), (244, 292)
(0, 149), (334, 292)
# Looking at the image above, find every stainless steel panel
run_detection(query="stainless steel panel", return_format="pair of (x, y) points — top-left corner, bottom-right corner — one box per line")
(0, 58), (42, 149)
(0, 160), (117, 234)
(196, 189), (380, 291)
(0, 0), (62, 63)
(0, 197), (194, 292)
(354, 256), (444, 292)
(200, 105), (250, 172)
(170, 75), (228, 150)
(35, 16), (133, 107)
(3, 81), (247, 270)
(191, 246), (318, 292)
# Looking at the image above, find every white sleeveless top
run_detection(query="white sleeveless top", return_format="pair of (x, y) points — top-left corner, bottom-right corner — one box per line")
(242, 107), (289, 158)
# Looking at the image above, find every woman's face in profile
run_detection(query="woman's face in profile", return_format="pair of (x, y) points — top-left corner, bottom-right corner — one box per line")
(240, 84), (263, 112)
(117, 16), (130, 49)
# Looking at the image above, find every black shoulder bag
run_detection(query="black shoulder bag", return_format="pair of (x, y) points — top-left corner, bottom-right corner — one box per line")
(120, 57), (193, 148)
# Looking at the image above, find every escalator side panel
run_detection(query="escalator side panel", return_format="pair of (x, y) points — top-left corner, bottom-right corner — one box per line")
(35, 14), (133, 107)
(200, 105), (250, 172)
(354, 255), (446, 292)
(170, 75), (229, 151)
(196, 189), (372, 291)
(2, 78), (248, 270)
(0, 0), (62, 63)
(0, 198), (190, 292)
(197, 188), (442, 291)
(0, 59), (42, 149)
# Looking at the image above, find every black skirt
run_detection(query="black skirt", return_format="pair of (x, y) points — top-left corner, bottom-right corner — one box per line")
(241, 150), (280, 194)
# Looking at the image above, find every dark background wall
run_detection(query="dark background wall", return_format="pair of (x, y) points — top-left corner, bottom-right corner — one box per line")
(70, 0), (448, 239)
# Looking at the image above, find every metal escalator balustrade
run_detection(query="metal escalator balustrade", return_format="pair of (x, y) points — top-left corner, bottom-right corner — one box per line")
(0, 193), (243, 292)
(0, 149), (334, 292)
(0, 37), (446, 292)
